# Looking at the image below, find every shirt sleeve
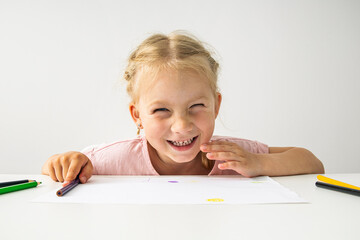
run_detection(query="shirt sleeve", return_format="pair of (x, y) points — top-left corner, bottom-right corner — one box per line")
(81, 143), (107, 175)
(80, 137), (158, 175)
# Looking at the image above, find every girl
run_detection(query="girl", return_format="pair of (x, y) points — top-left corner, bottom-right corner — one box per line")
(42, 31), (324, 184)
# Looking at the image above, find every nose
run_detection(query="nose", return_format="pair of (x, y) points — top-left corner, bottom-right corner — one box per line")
(171, 114), (193, 133)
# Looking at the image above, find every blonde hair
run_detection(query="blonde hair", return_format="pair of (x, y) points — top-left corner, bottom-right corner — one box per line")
(124, 31), (220, 169)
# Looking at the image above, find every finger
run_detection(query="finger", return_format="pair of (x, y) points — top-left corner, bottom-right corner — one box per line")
(41, 161), (49, 175)
(62, 160), (70, 183)
(78, 160), (94, 183)
(206, 140), (235, 146)
(201, 141), (239, 153)
(48, 164), (58, 182)
(218, 161), (240, 170)
(206, 151), (243, 161)
(218, 161), (258, 177)
(65, 160), (84, 182)
(54, 163), (64, 182)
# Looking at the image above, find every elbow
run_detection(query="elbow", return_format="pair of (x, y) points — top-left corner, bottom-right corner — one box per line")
(314, 159), (325, 174)
(300, 148), (325, 174)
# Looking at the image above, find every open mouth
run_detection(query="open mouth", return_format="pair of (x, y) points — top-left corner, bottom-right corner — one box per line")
(167, 136), (198, 150)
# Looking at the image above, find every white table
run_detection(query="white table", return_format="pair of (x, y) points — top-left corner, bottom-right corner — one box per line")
(0, 173), (359, 240)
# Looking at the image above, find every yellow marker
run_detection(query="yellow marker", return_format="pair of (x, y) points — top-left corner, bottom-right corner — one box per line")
(317, 175), (360, 191)
(207, 198), (224, 202)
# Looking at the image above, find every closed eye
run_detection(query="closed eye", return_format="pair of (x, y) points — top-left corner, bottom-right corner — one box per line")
(191, 103), (205, 108)
(153, 108), (169, 113)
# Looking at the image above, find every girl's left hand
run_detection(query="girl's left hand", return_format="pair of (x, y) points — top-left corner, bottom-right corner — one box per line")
(200, 141), (263, 177)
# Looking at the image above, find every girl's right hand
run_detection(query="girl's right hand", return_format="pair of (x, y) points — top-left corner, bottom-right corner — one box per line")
(42, 151), (93, 184)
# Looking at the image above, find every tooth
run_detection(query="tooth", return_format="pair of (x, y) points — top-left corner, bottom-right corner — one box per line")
(171, 137), (194, 146)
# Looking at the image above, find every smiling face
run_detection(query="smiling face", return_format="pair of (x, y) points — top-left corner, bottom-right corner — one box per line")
(130, 68), (221, 165)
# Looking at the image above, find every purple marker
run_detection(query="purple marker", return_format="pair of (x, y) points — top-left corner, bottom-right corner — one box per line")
(56, 178), (80, 197)
(168, 181), (179, 183)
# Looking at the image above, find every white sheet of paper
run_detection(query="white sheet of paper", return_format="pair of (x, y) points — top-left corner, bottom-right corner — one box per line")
(32, 176), (306, 204)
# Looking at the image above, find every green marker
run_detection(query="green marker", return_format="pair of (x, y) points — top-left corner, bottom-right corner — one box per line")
(0, 181), (41, 195)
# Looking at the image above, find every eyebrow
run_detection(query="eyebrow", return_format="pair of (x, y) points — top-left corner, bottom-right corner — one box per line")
(148, 96), (210, 107)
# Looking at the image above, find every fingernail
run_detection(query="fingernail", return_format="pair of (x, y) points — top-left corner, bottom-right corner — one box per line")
(218, 164), (224, 169)
(80, 176), (87, 183)
(62, 181), (70, 187)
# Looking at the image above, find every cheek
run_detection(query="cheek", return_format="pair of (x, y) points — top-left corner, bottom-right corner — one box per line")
(143, 118), (169, 135)
(193, 113), (216, 139)
(194, 111), (216, 126)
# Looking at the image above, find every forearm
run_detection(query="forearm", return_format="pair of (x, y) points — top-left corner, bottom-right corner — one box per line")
(258, 147), (325, 176)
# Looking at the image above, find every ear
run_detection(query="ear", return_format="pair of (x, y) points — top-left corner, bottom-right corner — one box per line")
(214, 92), (222, 118)
(129, 103), (142, 127)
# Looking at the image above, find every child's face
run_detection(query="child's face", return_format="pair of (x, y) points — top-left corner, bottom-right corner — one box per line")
(131, 68), (221, 165)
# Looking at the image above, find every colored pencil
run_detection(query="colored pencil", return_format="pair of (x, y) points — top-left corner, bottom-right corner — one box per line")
(317, 175), (360, 191)
(0, 181), (41, 195)
(0, 179), (35, 188)
(316, 181), (360, 197)
(56, 178), (80, 197)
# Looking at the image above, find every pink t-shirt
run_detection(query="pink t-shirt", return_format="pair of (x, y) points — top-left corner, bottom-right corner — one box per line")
(82, 135), (269, 176)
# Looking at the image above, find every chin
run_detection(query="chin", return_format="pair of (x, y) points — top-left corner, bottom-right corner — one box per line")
(170, 152), (200, 164)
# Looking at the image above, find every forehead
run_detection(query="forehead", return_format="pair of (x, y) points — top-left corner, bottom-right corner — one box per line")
(136, 68), (214, 103)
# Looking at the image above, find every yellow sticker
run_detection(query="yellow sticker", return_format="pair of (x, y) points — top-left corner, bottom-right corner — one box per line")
(207, 198), (224, 202)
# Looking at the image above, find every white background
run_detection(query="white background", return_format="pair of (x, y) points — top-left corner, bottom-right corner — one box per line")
(0, 0), (359, 174)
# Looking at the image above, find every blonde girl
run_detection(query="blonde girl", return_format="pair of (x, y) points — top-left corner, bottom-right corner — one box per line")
(42, 31), (324, 184)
